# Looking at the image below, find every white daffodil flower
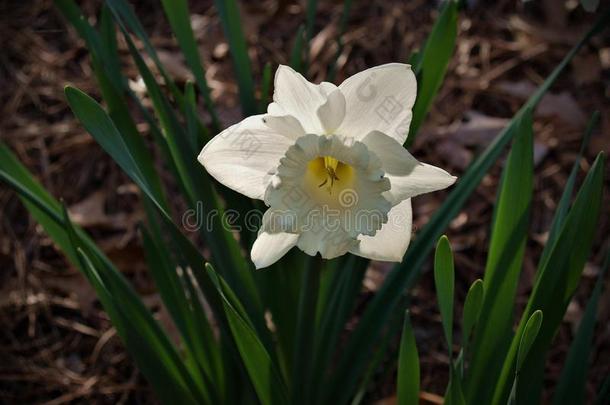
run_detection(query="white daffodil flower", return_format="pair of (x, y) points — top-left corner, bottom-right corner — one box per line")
(198, 63), (456, 269)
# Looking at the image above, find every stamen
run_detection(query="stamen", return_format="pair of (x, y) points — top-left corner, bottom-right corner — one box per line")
(319, 157), (342, 194)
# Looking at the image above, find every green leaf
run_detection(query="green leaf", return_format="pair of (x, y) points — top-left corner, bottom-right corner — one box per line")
(323, 12), (610, 403)
(516, 310), (543, 371)
(538, 111), (599, 271)
(465, 109), (534, 404)
(461, 279), (483, 353)
(103, 0), (183, 103)
(397, 311), (419, 405)
(493, 152), (606, 405)
(0, 143), (76, 265)
(313, 255), (368, 402)
(302, 0), (318, 71)
(159, 0), (220, 131)
(140, 225), (222, 403)
(446, 364), (466, 405)
(595, 374), (610, 405)
(327, 0), (353, 82)
(207, 264), (289, 405)
(213, 0), (257, 115)
(406, 0), (458, 144)
(434, 235), (455, 350)
(290, 25), (306, 73)
(552, 249), (609, 405)
(64, 87), (162, 212)
(507, 310), (543, 405)
(291, 257), (322, 405)
(71, 244), (203, 405)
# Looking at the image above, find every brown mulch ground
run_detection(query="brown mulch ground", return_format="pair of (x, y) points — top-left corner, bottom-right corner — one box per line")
(1, 0), (609, 403)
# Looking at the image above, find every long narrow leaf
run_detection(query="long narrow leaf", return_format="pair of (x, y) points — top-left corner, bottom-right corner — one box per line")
(213, 0), (257, 115)
(406, 0), (458, 144)
(465, 109), (534, 404)
(159, 0), (220, 131)
(552, 249), (609, 405)
(434, 235), (455, 350)
(397, 311), (419, 405)
(207, 264), (289, 405)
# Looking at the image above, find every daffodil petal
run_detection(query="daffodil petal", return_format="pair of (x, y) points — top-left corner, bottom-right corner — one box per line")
(317, 88), (346, 134)
(362, 130), (456, 203)
(251, 231), (299, 269)
(349, 198), (412, 262)
(198, 114), (295, 200)
(263, 114), (306, 139)
(272, 65), (326, 134)
(297, 226), (357, 260)
(337, 63), (416, 144)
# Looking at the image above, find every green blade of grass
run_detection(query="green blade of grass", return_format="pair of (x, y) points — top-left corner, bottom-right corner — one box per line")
(538, 111), (599, 271)
(104, 0), (183, 103)
(159, 0), (220, 131)
(71, 243), (203, 405)
(465, 109), (534, 404)
(291, 257), (322, 405)
(207, 264), (289, 405)
(492, 152), (605, 405)
(516, 310), (543, 372)
(290, 25), (306, 73)
(507, 310), (543, 405)
(446, 364), (466, 405)
(323, 12), (610, 403)
(434, 235), (455, 351)
(140, 225), (222, 403)
(0, 143), (77, 264)
(552, 249), (609, 405)
(397, 311), (420, 405)
(461, 279), (483, 356)
(595, 374), (610, 405)
(406, 0), (459, 145)
(327, 0), (353, 82)
(213, 0), (257, 115)
(313, 255), (368, 403)
(302, 0), (318, 71)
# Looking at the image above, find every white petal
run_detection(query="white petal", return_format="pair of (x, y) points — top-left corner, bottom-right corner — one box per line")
(297, 226), (356, 260)
(317, 88), (346, 134)
(263, 114), (306, 138)
(362, 130), (456, 203)
(198, 115), (295, 200)
(272, 65), (326, 134)
(349, 198), (412, 262)
(319, 81), (338, 96)
(251, 231), (299, 269)
(337, 63), (417, 144)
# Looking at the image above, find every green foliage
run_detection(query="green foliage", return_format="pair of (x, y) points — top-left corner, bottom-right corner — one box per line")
(407, 0), (459, 144)
(2, 2), (608, 405)
(397, 311), (419, 405)
(434, 235), (455, 349)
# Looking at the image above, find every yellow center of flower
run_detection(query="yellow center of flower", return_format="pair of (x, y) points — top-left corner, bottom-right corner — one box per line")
(305, 156), (354, 200)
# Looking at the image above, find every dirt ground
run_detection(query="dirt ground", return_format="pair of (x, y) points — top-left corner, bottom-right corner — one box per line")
(1, 0), (609, 403)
